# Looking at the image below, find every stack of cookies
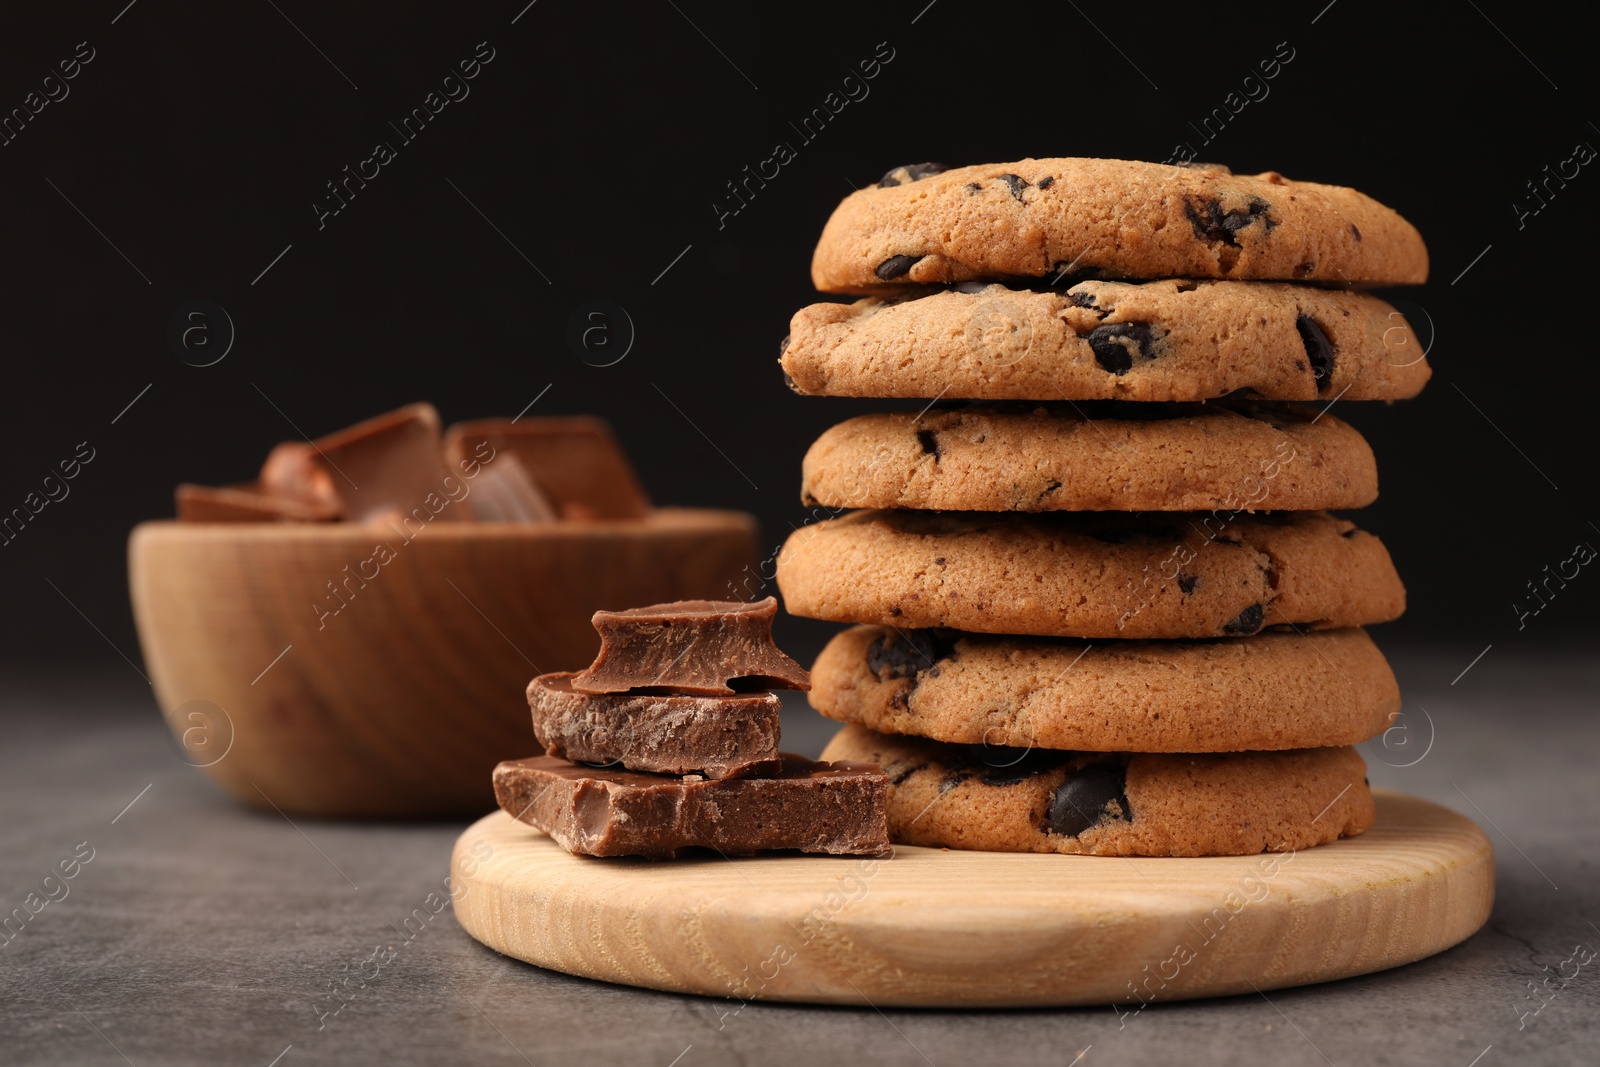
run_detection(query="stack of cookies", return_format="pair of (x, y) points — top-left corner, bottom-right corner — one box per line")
(775, 157), (1430, 857)
(492, 598), (891, 858)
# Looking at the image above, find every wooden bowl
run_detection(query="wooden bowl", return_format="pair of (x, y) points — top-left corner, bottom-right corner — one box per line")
(128, 510), (759, 818)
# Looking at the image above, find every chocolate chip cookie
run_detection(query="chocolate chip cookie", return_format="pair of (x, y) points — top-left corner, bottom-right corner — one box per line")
(775, 509), (1405, 639)
(780, 279), (1430, 401)
(820, 723), (1375, 856)
(812, 159), (1428, 293)
(800, 401), (1376, 513)
(810, 626), (1398, 751)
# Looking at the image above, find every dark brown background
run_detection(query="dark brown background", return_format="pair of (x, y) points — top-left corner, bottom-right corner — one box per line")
(2, 0), (1596, 674)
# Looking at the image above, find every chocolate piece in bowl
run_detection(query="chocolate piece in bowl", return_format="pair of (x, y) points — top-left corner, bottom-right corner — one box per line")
(174, 482), (339, 523)
(527, 672), (781, 779)
(444, 416), (651, 521)
(467, 454), (558, 523)
(569, 596), (811, 696)
(492, 755), (890, 858)
(261, 402), (468, 523)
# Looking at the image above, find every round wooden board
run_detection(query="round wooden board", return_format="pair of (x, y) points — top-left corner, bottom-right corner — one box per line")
(450, 789), (1493, 1008)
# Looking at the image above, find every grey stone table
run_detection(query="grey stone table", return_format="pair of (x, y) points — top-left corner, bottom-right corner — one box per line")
(3, 646), (1596, 1067)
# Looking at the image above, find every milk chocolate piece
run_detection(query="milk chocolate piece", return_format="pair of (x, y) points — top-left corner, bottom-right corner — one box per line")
(570, 597), (811, 696)
(176, 482), (339, 522)
(468, 454), (557, 523)
(527, 672), (781, 779)
(259, 442), (342, 516)
(444, 417), (651, 520)
(262, 403), (469, 524)
(493, 755), (891, 858)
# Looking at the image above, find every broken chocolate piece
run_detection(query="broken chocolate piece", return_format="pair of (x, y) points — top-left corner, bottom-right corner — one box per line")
(261, 403), (467, 524)
(443, 416), (650, 521)
(259, 442), (342, 516)
(493, 755), (891, 858)
(570, 596), (811, 696)
(175, 482), (339, 523)
(467, 454), (557, 523)
(527, 673), (781, 779)
(1045, 762), (1132, 838)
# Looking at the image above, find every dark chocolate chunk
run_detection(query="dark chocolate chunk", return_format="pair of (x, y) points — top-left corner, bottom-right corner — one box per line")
(1295, 315), (1335, 392)
(1177, 573), (1199, 594)
(1222, 603), (1265, 636)
(1037, 176), (1055, 189)
(916, 428), (941, 458)
(1350, 224), (1362, 241)
(493, 755), (891, 858)
(965, 182), (982, 194)
(998, 173), (1030, 201)
(1183, 196), (1273, 246)
(876, 255), (920, 280)
(866, 629), (959, 680)
(1045, 763), (1131, 838)
(878, 162), (948, 188)
(570, 597), (810, 696)
(1087, 322), (1156, 375)
(778, 333), (791, 357)
(972, 746), (1067, 787)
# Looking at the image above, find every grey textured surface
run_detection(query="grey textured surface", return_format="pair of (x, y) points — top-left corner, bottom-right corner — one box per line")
(2, 645), (1596, 1067)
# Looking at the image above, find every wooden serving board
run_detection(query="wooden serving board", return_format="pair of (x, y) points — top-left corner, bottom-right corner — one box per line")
(450, 789), (1493, 1008)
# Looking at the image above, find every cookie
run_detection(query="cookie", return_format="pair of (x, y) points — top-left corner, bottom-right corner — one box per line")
(799, 401), (1376, 513)
(810, 626), (1398, 752)
(780, 279), (1431, 402)
(811, 159), (1428, 293)
(775, 509), (1404, 639)
(820, 723), (1375, 857)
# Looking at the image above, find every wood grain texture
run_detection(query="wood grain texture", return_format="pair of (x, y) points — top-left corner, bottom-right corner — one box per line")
(451, 790), (1493, 1007)
(128, 510), (757, 818)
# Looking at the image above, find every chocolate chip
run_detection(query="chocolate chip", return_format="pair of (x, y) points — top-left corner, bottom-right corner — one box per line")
(781, 371), (800, 394)
(778, 333), (791, 357)
(1340, 526), (1359, 539)
(973, 747), (1066, 787)
(866, 628), (958, 680)
(965, 182), (982, 194)
(1223, 603), (1265, 636)
(1294, 261), (1315, 277)
(1183, 196), (1273, 246)
(1046, 763), (1131, 838)
(1178, 573), (1198, 594)
(1350, 224), (1362, 241)
(889, 761), (927, 786)
(878, 162), (948, 188)
(1037, 176), (1055, 189)
(1087, 322), (1156, 375)
(998, 174), (1030, 201)
(876, 255), (920, 280)
(1295, 315), (1335, 392)
(933, 556), (946, 565)
(1067, 289), (1098, 310)
(916, 428), (941, 458)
